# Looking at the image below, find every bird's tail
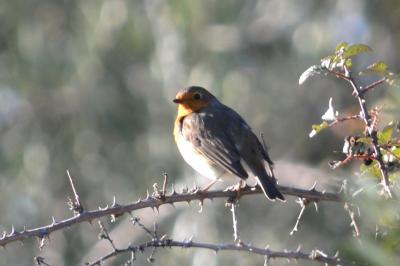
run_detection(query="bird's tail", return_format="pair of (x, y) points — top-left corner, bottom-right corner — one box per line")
(256, 174), (285, 201)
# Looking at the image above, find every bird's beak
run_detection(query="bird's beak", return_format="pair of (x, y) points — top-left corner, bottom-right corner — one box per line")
(173, 98), (182, 104)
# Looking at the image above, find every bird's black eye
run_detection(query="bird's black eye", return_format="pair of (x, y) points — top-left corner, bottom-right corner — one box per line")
(193, 93), (201, 100)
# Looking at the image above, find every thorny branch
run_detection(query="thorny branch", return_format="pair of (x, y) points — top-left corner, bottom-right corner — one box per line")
(0, 183), (341, 247)
(86, 203), (347, 266)
(85, 238), (346, 266)
(328, 67), (392, 197)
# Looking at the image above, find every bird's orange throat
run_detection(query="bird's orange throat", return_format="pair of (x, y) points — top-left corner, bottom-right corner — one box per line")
(174, 101), (209, 141)
(175, 100), (210, 119)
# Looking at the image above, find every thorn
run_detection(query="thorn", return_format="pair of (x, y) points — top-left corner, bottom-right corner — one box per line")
(10, 225), (15, 236)
(334, 250), (339, 258)
(51, 217), (57, 225)
(171, 184), (177, 195)
(146, 190), (150, 199)
(313, 202), (319, 213)
(112, 196), (116, 207)
(296, 245), (301, 252)
(198, 201), (203, 213)
(309, 181), (317, 191)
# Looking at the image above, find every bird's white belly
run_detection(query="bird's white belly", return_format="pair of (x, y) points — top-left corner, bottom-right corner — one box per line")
(177, 138), (225, 181)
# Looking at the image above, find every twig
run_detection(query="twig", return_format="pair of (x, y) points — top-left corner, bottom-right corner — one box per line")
(360, 77), (386, 94)
(162, 173), (168, 197)
(230, 203), (239, 242)
(328, 114), (361, 128)
(34, 256), (51, 266)
(0, 184), (341, 247)
(290, 198), (308, 235)
(344, 202), (361, 238)
(98, 220), (116, 250)
(130, 216), (156, 240)
(66, 170), (84, 214)
(85, 238), (347, 266)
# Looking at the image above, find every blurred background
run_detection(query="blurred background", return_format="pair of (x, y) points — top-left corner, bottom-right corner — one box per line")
(0, 0), (399, 265)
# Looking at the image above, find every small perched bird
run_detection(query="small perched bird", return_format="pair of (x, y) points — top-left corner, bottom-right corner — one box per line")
(173, 86), (284, 201)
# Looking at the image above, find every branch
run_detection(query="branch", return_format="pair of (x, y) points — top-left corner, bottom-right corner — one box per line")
(343, 68), (392, 198)
(360, 77), (386, 94)
(327, 67), (392, 197)
(85, 238), (346, 266)
(0, 184), (341, 247)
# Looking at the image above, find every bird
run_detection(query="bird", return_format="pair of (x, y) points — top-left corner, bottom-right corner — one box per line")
(173, 86), (284, 201)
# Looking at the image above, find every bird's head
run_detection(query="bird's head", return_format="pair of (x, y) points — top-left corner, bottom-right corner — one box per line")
(173, 86), (217, 117)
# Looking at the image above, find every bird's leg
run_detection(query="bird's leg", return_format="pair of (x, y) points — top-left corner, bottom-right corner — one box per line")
(201, 179), (219, 192)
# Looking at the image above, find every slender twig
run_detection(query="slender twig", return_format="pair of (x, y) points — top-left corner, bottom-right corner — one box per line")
(328, 114), (361, 128)
(290, 198), (308, 235)
(34, 256), (51, 266)
(85, 238), (346, 266)
(360, 77), (386, 94)
(0, 184), (341, 247)
(130, 216), (156, 239)
(344, 202), (361, 238)
(98, 220), (117, 250)
(230, 203), (239, 242)
(162, 173), (168, 196)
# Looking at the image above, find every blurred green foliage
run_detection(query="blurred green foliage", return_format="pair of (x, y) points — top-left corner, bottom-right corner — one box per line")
(0, 0), (399, 265)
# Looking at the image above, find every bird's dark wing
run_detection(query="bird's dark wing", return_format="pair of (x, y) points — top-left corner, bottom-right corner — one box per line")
(181, 112), (248, 180)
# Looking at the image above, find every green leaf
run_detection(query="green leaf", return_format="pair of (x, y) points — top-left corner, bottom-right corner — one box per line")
(359, 61), (389, 76)
(357, 137), (372, 145)
(309, 121), (329, 138)
(392, 147), (400, 157)
(378, 124), (394, 145)
(345, 58), (353, 68)
(335, 42), (349, 52)
(360, 161), (381, 179)
(299, 65), (325, 85)
(343, 44), (372, 58)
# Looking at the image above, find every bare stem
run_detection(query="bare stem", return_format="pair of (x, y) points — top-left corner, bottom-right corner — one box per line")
(66, 170), (84, 214)
(85, 238), (346, 266)
(0, 184), (341, 247)
(230, 203), (239, 242)
(290, 199), (307, 235)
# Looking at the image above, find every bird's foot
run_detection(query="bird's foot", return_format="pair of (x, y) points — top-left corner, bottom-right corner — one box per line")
(224, 180), (246, 192)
